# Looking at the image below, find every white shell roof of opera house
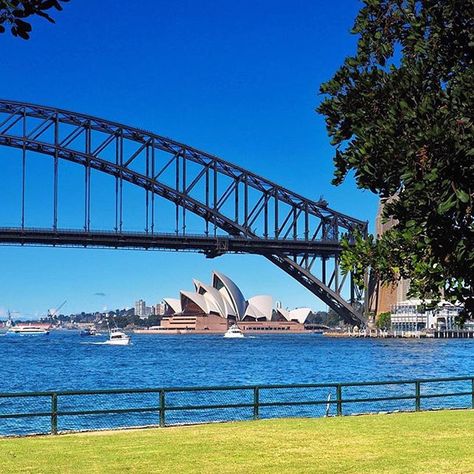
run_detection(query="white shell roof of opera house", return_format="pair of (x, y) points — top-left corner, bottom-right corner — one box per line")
(163, 271), (312, 323)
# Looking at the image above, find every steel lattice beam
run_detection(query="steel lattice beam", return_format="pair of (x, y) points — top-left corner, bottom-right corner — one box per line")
(0, 99), (368, 325)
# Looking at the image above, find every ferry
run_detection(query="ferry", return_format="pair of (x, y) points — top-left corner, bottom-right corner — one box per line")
(8, 325), (50, 336)
(223, 324), (244, 338)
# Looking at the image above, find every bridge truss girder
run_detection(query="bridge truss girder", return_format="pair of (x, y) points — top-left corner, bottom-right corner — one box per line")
(0, 99), (368, 325)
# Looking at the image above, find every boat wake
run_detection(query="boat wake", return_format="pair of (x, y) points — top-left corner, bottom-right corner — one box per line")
(80, 341), (133, 346)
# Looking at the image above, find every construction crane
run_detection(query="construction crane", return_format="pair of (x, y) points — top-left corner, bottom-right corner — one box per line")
(48, 300), (67, 321)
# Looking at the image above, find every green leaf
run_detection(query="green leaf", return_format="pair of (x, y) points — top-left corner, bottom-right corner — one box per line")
(455, 189), (470, 203)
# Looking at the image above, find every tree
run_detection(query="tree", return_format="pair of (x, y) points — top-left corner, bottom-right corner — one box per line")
(376, 311), (391, 330)
(326, 309), (344, 328)
(145, 314), (161, 327)
(0, 0), (69, 39)
(306, 311), (328, 324)
(317, 0), (474, 319)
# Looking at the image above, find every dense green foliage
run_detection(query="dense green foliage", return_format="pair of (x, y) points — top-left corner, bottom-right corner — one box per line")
(2, 412), (474, 473)
(318, 0), (474, 317)
(376, 311), (391, 329)
(306, 310), (344, 327)
(0, 0), (69, 39)
(55, 310), (162, 329)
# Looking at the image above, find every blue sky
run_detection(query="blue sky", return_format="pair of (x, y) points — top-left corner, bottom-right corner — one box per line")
(0, 0), (378, 319)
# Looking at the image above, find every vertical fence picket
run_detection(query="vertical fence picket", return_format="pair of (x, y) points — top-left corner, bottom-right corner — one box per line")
(472, 378), (474, 409)
(51, 393), (58, 435)
(253, 387), (260, 420)
(415, 381), (421, 411)
(336, 385), (343, 416)
(159, 390), (166, 427)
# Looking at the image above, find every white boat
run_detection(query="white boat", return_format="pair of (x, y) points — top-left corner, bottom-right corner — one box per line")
(80, 327), (99, 337)
(8, 325), (50, 335)
(224, 324), (244, 338)
(0, 311), (14, 335)
(104, 327), (131, 345)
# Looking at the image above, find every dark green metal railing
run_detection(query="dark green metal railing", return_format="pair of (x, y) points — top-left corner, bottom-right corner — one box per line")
(1, 375), (473, 436)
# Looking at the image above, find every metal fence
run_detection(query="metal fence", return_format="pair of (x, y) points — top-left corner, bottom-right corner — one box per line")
(1, 376), (473, 436)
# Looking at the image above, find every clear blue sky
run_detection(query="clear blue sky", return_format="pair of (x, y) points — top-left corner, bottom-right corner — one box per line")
(0, 0), (378, 319)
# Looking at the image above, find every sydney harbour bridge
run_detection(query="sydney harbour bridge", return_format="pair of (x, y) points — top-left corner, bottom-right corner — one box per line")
(0, 99), (368, 325)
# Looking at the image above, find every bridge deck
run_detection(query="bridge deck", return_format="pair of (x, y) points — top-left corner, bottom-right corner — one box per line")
(0, 227), (342, 256)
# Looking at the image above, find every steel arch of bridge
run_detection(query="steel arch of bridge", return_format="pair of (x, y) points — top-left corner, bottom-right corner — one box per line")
(0, 99), (367, 325)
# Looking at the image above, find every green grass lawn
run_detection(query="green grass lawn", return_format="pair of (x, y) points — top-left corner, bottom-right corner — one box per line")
(1, 410), (474, 473)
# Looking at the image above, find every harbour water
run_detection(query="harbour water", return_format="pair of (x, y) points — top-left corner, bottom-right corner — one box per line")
(1, 331), (473, 392)
(2, 332), (474, 435)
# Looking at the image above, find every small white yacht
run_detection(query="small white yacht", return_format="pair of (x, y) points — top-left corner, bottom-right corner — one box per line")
(104, 328), (131, 345)
(224, 324), (244, 338)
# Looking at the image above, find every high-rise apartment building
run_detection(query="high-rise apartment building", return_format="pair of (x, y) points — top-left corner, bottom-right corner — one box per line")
(153, 303), (165, 316)
(134, 299), (146, 317)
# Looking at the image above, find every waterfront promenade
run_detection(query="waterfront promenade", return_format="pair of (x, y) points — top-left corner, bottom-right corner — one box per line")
(1, 410), (473, 473)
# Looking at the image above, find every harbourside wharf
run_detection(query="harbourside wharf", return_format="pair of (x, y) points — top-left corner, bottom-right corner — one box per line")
(323, 329), (474, 339)
(434, 330), (474, 339)
(323, 330), (391, 338)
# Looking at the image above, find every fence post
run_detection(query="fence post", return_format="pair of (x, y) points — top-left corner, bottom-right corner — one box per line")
(159, 390), (166, 427)
(253, 386), (260, 420)
(336, 385), (343, 416)
(51, 393), (58, 435)
(415, 381), (421, 411)
(471, 378), (474, 409)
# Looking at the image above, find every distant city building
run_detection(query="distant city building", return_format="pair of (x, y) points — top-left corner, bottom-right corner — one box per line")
(134, 299), (146, 317)
(153, 303), (166, 316)
(391, 300), (466, 334)
(431, 303), (466, 331)
(135, 300), (161, 318)
(390, 300), (426, 333)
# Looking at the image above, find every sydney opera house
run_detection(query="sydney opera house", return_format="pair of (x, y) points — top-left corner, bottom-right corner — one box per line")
(157, 271), (312, 334)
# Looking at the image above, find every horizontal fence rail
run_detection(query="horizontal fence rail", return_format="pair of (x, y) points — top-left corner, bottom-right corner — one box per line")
(1, 376), (474, 436)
